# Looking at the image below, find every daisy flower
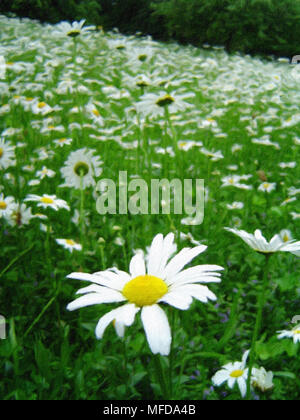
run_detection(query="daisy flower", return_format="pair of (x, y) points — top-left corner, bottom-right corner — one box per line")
(0, 193), (15, 219)
(277, 324), (300, 344)
(6, 202), (33, 227)
(226, 202), (244, 210)
(179, 232), (203, 246)
(279, 229), (293, 243)
(67, 232), (223, 356)
(31, 101), (53, 115)
(86, 102), (104, 125)
(221, 175), (252, 190)
(136, 91), (195, 118)
(290, 212), (300, 220)
(60, 148), (103, 190)
(225, 227), (300, 255)
(53, 19), (95, 38)
(258, 182), (276, 193)
(36, 166), (56, 180)
(251, 367), (274, 392)
(212, 350), (250, 398)
(25, 194), (70, 211)
(278, 161), (296, 169)
(0, 137), (16, 170)
(53, 137), (73, 147)
(280, 197), (297, 206)
(56, 239), (82, 253)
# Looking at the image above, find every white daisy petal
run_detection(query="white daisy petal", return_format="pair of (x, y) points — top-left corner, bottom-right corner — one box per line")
(238, 376), (247, 398)
(95, 303), (139, 339)
(67, 271), (125, 290)
(212, 370), (229, 386)
(141, 304), (171, 356)
(147, 233), (164, 275)
(227, 377), (235, 389)
(166, 265), (223, 286)
(158, 290), (193, 310)
(163, 245), (207, 279)
(171, 284), (217, 302)
(67, 290), (125, 311)
(129, 253), (146, 278)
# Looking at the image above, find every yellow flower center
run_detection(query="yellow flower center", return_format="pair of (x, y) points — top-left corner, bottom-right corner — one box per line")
(59, 138), (67, 143)
(67, 30), (80, 38)
(66, 239), (76, 246)
(263, 183), (270, 189)
(138, 54), (147, 62)
(230, 369), (244, 378)
(0, 147), (3, 158)
(156, 94), (175, 107)
(92, 109), (100, 117)
(0, 201), (7, 210)
(74, 161), (89, 176)
(283, 234), (290, 242)
(294, 330), (300, 335)
(41, 197), (54, 204)
(38, 102), (47, 109)
(122, 274), (168, 307)
(136, 80), (149, 87)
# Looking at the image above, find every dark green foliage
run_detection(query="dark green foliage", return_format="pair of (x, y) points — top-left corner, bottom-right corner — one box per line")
(0, 0), (102, 25)
(151, 0), (300, 57)
(1, 0), (300, 58)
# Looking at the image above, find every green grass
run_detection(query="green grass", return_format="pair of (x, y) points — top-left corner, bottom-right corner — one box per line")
(0, 15), (299, 400)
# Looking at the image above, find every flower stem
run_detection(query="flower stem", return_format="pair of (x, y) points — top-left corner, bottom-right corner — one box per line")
(153, 355), (169, 399)
(168, 308), (176, 399)
(246, 253), (272, 399)
(79, 172), (85, 255)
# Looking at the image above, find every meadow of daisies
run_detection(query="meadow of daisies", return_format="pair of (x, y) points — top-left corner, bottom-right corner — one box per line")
(0, 15), (300, 401)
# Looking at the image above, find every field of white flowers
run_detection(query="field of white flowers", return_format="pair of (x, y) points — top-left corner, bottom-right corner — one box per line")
(0, 15), (299, 400)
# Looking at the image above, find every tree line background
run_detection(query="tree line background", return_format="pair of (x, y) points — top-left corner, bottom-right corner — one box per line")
(1, 0), (300, 58)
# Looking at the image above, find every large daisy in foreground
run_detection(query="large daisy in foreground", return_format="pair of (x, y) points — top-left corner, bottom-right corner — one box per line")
(67, 233), (223, 355)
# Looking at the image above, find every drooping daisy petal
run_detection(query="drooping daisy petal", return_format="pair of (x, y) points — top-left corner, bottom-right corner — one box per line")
(141, 304), (171, 356)
(238, 374), (247, 397)
(95, 303), (139, 339)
